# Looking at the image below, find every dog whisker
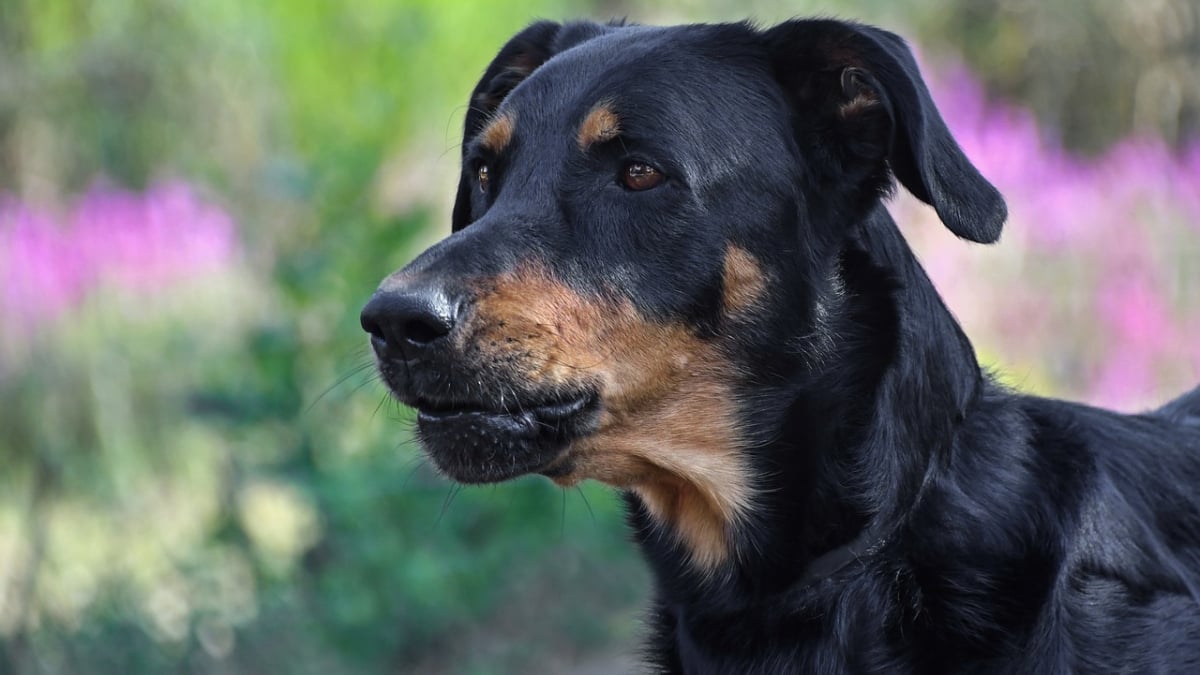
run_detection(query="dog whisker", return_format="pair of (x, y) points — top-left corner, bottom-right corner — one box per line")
(306, 360), (377, 414)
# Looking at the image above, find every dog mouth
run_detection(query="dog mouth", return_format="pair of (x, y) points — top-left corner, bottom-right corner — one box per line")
(410, 389), (599, 484)
(414, 394), (591, 425)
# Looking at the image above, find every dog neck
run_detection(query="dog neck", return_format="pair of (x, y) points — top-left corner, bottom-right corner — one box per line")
(630, 207), (983, 602)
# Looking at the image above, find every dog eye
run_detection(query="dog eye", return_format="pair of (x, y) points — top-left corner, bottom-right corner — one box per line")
(621, 162), (664, 191)
(478, 163), (490, 192)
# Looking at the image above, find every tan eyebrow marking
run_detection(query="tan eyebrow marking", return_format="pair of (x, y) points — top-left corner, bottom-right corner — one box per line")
(577, 102), (621, 150)
(479, 113), (516, 153)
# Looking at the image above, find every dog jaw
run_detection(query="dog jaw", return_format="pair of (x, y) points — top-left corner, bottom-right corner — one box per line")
(467, 265), (756, 572)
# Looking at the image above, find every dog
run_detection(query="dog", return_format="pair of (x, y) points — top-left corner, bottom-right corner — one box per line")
(360, 17), (1200, 673)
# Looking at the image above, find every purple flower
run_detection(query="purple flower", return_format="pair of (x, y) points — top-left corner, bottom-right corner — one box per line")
(907, 59), (1200, 410)
(0, 181), (238, 336)
(0, 201), (92, 324)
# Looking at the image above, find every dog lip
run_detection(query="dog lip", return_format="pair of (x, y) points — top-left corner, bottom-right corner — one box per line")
(414, 392), (594, 424)
(531, 395), (591, 422)
(412, 391), (599, 484)
(413, 398), (493, 420)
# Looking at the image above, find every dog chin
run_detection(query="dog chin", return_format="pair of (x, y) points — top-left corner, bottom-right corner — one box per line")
(413, 394), (597, 484)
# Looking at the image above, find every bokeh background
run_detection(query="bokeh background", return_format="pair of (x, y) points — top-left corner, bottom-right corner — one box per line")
(1, 0), (1197, 672)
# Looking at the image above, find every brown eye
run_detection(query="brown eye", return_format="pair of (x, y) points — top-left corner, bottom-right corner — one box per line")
(477, 163), (490, 192)
(622, 162), (664, 191)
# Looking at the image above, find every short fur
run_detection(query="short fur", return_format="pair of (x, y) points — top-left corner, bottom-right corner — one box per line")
(360, 18), (1200, 673)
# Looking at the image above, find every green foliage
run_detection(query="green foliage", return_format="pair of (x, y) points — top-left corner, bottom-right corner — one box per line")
(1, 0), (649, 673)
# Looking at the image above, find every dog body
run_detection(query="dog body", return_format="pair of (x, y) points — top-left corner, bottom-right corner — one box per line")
(361, 19), (1200, 673)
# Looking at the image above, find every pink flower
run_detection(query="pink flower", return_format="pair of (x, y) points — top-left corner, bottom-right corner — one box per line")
(910, 58), (1200, 410)
(0, 201), (92, 323)
(0, 181), (238, 335)
(1089, 354), (1155, 411)
(1097, 276), (1175, 355)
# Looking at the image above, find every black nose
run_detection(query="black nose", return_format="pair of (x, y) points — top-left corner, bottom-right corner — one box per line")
(360, 285), (459, 358)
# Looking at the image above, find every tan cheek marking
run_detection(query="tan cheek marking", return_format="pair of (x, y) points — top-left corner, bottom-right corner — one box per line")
(467, 267), (752, 573)
(480, 113), (516, 153)
(577, 103), (621, 150)
(721, 245), (768, 315)
(562, 367), (749, 573)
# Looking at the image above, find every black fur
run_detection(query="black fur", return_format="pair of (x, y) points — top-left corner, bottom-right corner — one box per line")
(362, 18), (1200, 673)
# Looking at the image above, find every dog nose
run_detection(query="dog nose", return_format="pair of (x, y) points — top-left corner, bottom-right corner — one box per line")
(360, 285), (459, 358)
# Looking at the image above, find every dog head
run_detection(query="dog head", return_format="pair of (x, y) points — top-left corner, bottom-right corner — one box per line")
(361, 19), (1005, 569)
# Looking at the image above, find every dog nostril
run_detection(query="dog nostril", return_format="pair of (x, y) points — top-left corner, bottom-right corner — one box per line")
(361, 314), (386, 342)
(402, 316), (449, 346)
(360, 286), (458, 355)
(360, 303), (390, 347)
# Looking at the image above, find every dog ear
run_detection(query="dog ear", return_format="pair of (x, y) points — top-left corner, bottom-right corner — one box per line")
(451, 21), (561, 230)
(764, 20), (1006, 244)
(452, 20), (623, 230)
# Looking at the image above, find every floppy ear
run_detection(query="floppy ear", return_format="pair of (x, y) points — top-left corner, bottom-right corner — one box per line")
(451, 20), (562, 230)
(764, 20), (1006, 244)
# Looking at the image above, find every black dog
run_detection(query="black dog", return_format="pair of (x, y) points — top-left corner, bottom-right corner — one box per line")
(360, 18), (1200, 673)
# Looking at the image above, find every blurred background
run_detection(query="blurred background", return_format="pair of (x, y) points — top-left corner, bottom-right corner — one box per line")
(0, 0), (1197, 672)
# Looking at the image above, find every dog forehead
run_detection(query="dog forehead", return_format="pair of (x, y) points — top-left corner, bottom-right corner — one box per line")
(498, 30), (661, 122)
(492, 26), (782, 169)
(503, 25), (760, 132)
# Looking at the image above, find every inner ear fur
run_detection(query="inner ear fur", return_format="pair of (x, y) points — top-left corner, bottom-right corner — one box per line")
(764, 19), (1007, 243)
